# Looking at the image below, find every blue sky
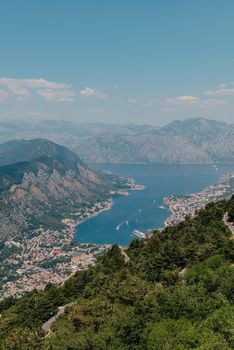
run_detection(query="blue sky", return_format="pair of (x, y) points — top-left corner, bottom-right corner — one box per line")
(0, 0), (233, 125)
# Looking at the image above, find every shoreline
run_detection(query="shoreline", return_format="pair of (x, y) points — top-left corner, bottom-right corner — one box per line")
(62, 198), (114, 242)
(2, 170), (233, 300)
(62, 178), (145, 244)
(163, 172), (234, 227)
(0, 179), (144, 300)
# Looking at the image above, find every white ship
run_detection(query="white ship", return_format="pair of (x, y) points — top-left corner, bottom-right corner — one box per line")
(133, 230), (146, 239)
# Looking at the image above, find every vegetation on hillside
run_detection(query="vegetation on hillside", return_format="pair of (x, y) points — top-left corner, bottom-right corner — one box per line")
(0, 196), (234, 349)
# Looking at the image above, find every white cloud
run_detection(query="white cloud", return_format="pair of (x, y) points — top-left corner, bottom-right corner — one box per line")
(177, 95), (199, 102)
(162, 95), (227, 109)
(128, 99), (138, 103)
(0, 77), (74, 102)
(163, 95), (199, 106)
(204, 83), (234, 96)
(205, 88), (234, 96)
(80, 87), (106, 99)
(0, 77), (70, 90)
(37, 89), (75, 102)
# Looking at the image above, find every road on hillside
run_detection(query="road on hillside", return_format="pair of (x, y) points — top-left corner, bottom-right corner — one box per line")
(42, 250), (130, 336)
(42, 304), (71, 335)
(121, 249), (130, 263)
(223, 213), (234, 236)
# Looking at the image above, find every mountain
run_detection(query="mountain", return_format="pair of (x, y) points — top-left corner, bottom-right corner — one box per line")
(0, 118), (233, 164)
(0, 138), (87, 166)
(73, 129), (212, 164)
(0, 120), (153, 149)
(203, 124), (234, 163)
(73, 118), (234, 164)
(160, 117), (228, 145)
(0, 196), (233, 348)
(0, 139), (127, 242)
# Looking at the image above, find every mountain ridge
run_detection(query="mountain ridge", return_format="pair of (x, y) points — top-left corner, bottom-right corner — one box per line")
(0, 118), (233, 164)
(74, 117), (233, 164)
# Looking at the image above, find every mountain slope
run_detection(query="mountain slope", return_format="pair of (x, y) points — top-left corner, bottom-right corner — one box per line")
(0, 118), (233, 164)
(74, 130), (212, 164)
(160, 117), (228, 145)
(0, 138), (87, 167)
(0, 197), (233, 349)
(73, 118), (234, 164)
(0, 139), (126, 242)
(204, 125), (234, 162)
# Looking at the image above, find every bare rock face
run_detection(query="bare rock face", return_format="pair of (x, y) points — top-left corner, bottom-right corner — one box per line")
(0, 139), (121, 242)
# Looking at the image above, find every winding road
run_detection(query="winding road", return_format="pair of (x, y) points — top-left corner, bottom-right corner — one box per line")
(42, 249), (130, 336)
(121, 249), (130, 263)
(223, 213), (234, 236)
(42, 303), (73, 335)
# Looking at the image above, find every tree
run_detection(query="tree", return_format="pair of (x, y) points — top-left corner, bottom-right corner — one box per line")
(147, 319), (230, 350)
(0, 327), (44, 350)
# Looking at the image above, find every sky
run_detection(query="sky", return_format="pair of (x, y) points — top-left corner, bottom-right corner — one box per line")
(0, 0), (233, 126)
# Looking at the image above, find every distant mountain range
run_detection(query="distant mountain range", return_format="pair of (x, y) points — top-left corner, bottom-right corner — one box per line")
(0, 118), (233, 164)
(0, 139), (127, 242)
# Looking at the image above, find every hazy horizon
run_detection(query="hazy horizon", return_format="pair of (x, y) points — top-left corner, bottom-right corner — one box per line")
(0, 116), (232, 128)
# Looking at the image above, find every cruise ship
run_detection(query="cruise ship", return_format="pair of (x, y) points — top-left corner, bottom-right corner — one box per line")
(133, 230), (146, 239)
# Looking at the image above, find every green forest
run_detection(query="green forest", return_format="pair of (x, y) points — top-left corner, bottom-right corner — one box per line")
(0, 196), (234, 350)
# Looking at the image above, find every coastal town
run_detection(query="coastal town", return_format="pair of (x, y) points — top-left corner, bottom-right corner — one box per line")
(1, 172), (233, 300)
(164, 173), (234, 227)
(0, 178), (144, 300)
(1, 242), (112, 299)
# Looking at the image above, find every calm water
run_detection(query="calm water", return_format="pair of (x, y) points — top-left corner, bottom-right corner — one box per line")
(75, 164), (234, 246)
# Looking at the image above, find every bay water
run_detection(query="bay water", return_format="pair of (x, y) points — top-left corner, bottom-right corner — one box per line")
(75, 164), (234, 246)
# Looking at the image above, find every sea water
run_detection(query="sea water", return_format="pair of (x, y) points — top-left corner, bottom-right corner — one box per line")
(75, 164), (234, 246)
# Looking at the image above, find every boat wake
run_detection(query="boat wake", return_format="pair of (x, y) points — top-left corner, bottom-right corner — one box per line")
(116, 207), (145, 232)
(116, 220), (129, 231)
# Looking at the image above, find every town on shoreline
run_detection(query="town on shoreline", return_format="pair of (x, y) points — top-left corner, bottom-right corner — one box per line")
(0, 178), (144, 300)
(2, 173), (233, 301)
(164, 173), (234, 227)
